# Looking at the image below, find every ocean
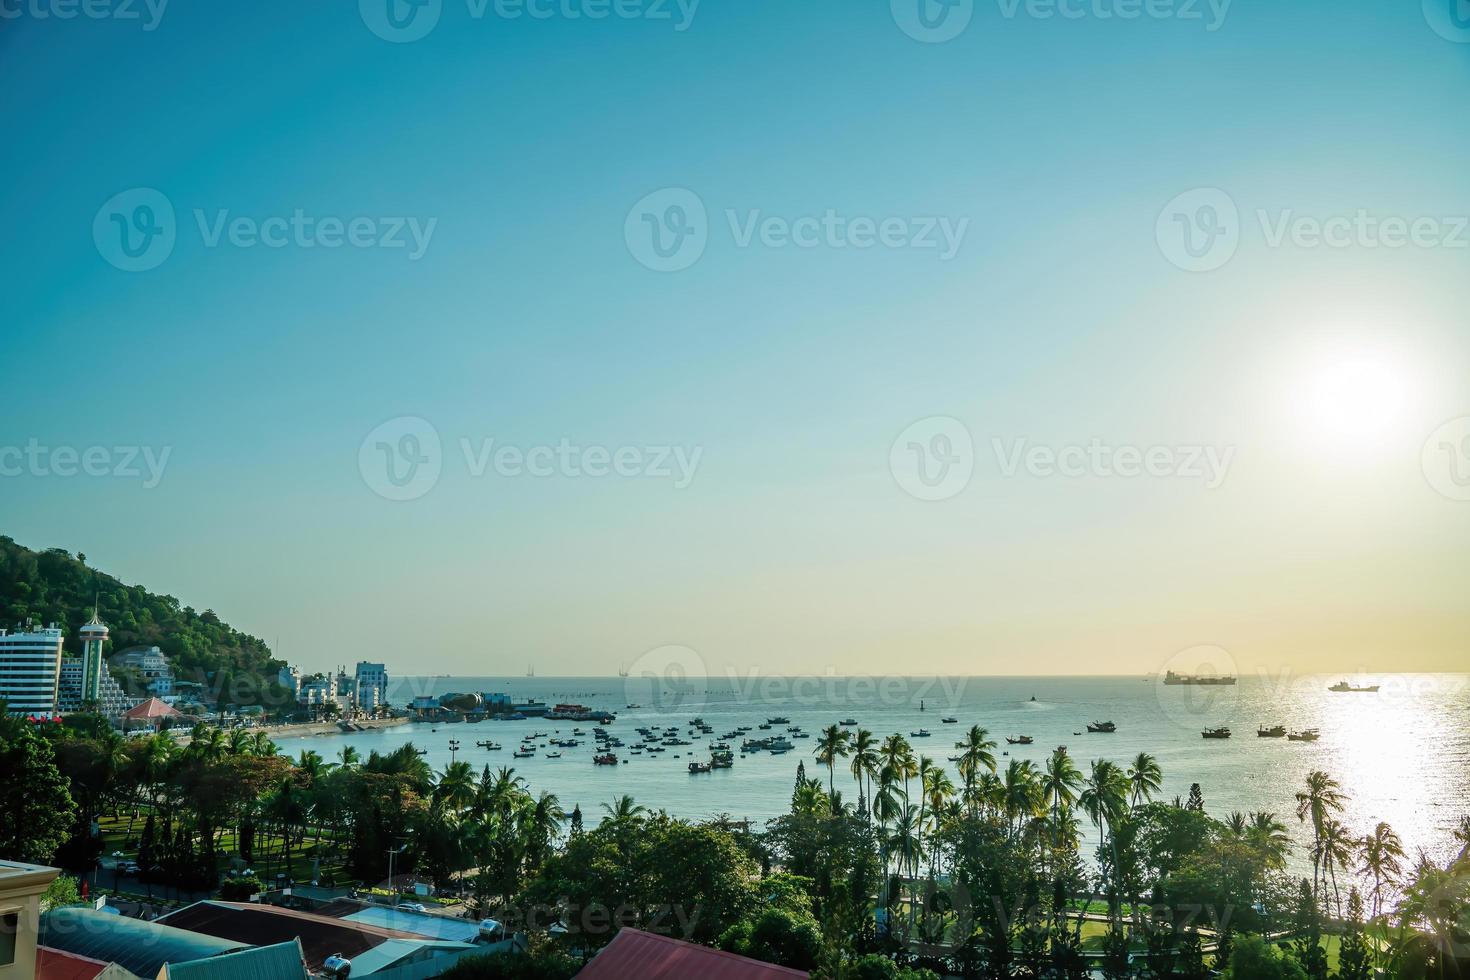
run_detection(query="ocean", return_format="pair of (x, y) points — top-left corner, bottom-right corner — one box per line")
(271, 673), (1470, 878)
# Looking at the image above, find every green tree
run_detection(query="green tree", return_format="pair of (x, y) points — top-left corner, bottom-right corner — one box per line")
(1336, 888), (1372, 980)
(0, 710), (77, 863)
(1226, 934), (1308, 980)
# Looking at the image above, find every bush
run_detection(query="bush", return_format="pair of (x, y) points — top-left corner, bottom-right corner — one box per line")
(218, 875), (263, 901)
(1224, 934), (1307, 980)
(438, 949), (578, 980)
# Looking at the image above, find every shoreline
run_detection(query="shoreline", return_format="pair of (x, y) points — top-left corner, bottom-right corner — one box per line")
(171, 716), (408, 744)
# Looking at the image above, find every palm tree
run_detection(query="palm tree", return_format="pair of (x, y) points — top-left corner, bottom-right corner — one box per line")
(226, 728), (250, 756)
(954, 725), (997, 815)
(1001, 759), (1040, 838)
(1248, 811), (1291, 870)
(1317, 817), (1355, 917)
(601, 794), (648, 826)
(922, 766), (954, 877)
(435, 761), (478, 814)
(337, 745), (360, 768)
(249, 730), (275, 757)
(1040, 748), (1083, 854)
(1126, 751), (1162, 808)
(1079, 759), (1130, 923)
(1295, 769), (1346, 903)
(523, 791), (565, 871)
(814, 725), (851, 803)
(1227, 811), (1248, 835)
(849, 729), (879, 818)
(1358, 821), (1406, 923)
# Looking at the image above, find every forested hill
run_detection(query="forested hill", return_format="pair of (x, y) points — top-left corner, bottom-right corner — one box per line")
(0, 535), (286, 706)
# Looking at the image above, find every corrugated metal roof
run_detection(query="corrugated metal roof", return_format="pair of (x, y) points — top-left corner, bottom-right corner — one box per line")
(347, 938), (475, 975)
(156, 901), (422, 973)
(36, 946), (111, 980)
(162, 939), (309, 980)
(40, 908), (245, 978)
(575, 929), (809, 980)
(342, 906), (482, 943)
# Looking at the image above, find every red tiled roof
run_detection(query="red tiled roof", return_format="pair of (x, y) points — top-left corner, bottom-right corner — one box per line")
(123, 697), (181, 720)
(576, 929), (809, 980)
(156, 900), (423, 972)
(36, 945), (109, 980)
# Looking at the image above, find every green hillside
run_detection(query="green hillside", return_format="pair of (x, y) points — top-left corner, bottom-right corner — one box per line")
(0, 536), (288, 708)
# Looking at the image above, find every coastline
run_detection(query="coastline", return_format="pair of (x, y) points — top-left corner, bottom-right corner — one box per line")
(170, 716), (408, 744)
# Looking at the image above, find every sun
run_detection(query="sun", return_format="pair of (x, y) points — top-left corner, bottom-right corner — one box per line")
(1299, 351), (1411, 448)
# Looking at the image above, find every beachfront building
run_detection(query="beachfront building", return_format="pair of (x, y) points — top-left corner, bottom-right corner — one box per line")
(354, 661), (388, 712)
(113, 645), (175, 697)
(56, 656), (134, 721)
(0, 623), (64, 716)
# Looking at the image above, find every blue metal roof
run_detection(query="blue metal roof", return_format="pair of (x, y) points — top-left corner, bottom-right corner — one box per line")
(342, 907), (482, 943)
(40, 907), (245, 978)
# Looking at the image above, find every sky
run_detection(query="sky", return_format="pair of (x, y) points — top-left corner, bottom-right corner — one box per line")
(1, 0), (1467, 678)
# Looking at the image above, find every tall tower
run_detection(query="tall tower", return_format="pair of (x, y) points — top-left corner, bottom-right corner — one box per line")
(80, 607), (109, 704)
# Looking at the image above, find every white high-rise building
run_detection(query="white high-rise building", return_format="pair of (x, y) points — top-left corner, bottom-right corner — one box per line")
(0, 624), (65, 716)
(354, 661), (388, 711)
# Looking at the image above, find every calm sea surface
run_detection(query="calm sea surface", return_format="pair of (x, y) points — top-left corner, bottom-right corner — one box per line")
(272, 674), (1470, 879)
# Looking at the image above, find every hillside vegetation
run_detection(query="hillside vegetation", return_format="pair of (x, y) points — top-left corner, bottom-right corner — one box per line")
(0, 536), (287, 707)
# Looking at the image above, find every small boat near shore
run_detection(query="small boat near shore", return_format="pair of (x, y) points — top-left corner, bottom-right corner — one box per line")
(1005, 735), (1033, 745)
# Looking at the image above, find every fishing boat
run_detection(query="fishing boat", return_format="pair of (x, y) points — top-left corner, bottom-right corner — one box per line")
(688, 761), (712, 774)
(941, 716), (958, 724)
(1086, 721), (1117, 733)
(911, 729), (931, 738)
(767, 716), (791, 725)
(1328, 681), (1380, 693)
(514, 750), (534, 758)
(1201, 727), (1232, 739)
(840, 718), (858, 726)
(594, 753), (618, 765)
(1287, 728), (1321, 742)
(1005, 735), (1033, 745)
(1256, 725), (1286, 738)
(544, 751), (562, 758)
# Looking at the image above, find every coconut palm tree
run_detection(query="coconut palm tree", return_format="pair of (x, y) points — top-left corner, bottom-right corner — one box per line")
(1040, 748), (1083, 855)
(249, 730), (275, 757)
(1001, 759), (1040, 838)
(954, 725), (997, 815)
(1295, 769), (1346, 904)
(849, 728), (879, 819)
(601, 794), (648, 826)
(1126, 751), (1162, 808)
(923, 767), (954, 875)
(1358, 821), (1406, 923)
(523, 791), (565, 871)
(1317, 818), (1357, 917)
(1248, 811), (1291, 870)
(1227, 811), (1248, 835)
(434, 761), (478, 814)
(1079, 759), (1130, 922)
(226, 727), (250, 756)
(337, 745), (360, 769)
(814, 725), (851, 803)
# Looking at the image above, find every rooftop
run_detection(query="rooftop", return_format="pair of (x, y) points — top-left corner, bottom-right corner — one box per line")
(157, 900), (424, 973)
(40, 907), (245, 978)
(574, 929), (809, 980)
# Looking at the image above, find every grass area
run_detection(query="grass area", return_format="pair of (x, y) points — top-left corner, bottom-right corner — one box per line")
(97, 813), (350, 885)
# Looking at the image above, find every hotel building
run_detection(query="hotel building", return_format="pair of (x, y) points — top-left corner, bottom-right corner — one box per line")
(0, 624), (64, 716)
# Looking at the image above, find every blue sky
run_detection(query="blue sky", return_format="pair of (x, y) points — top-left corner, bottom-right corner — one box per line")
(2, 0), (1467, 676)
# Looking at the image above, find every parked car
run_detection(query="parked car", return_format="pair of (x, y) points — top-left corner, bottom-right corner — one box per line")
(396, 902), (428, 913)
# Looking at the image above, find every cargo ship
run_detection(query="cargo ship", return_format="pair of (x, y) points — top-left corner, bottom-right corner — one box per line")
(1163, 670), (1237, 686)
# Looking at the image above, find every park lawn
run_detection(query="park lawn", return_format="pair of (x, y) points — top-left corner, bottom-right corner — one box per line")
(97, 814), (350, 885)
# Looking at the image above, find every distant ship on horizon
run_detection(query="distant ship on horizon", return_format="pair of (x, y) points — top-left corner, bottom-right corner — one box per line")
(1163, 669), (1237, 686)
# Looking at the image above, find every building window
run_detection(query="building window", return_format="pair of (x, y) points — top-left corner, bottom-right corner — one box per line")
(0, 910), (17, 966)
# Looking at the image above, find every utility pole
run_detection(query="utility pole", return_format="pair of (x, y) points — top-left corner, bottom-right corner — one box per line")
(386, 844), (405, 900)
